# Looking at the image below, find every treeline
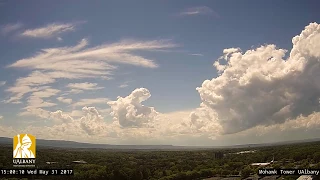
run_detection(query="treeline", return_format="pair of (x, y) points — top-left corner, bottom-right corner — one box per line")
(0, 141), (320, 180)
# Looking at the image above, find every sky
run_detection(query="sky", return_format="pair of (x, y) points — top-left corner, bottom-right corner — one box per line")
(0, 0), (320, 146)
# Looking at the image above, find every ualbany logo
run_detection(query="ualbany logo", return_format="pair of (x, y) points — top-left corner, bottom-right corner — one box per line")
(13, 134), (36, 159)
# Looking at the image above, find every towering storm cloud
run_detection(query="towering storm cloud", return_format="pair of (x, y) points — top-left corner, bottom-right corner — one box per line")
(107, 88), (158, 128)
(191, 22), (320, 135)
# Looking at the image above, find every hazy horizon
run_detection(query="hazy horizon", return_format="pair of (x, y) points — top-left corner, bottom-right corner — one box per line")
(2, 136), (319, 147)
(0, 0), (320, 146)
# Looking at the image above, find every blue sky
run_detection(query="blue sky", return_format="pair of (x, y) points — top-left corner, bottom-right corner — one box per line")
(0, 0), (320, 145)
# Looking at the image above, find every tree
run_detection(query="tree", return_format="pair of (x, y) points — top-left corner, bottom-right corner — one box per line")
(313, 152), (320, 162)
(241, 166), (253, 179)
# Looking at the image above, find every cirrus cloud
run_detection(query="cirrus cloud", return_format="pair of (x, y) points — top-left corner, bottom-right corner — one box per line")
(0, 81), (6, 86)
(66, 82), (104, 94)
(5, 38), (177, 105)
(20, 22), (76, 39)
(72, 98), (110, 107)
(57, 97), (72, 104)
(1, 22), (23, 35)
(179, 6), (218, 17)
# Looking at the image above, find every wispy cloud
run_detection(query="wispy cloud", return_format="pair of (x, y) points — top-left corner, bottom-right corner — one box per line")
(179, 6), (218, 17)
(119, 81), (133, 88)
(0, 81), (6, 86)
(9, 38), (177, 70)
(18, 88), (61, 118)
(20, 22), (78, 39)
(6, 38), (177, 99)
(67, 82), (104, 91)
(119, 84), (129, 88)
(57, 97), (72, 104)
(5, 37), (177, 120)
(1, 23), (23, 35)
(72, 98), (110, 107)
(65, 82), (105, 94)
(0, 115), (3, 120)
(19, 107), (51, 119)
(190, 53), (204, 56)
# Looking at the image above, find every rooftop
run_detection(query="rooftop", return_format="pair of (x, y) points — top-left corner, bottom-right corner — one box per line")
(297, 175), (313, 180)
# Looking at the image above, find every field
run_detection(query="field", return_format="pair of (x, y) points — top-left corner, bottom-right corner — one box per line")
(1, 141), (320, 180)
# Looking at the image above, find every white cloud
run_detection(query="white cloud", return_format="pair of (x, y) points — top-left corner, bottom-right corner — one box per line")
(0, 81), (6, 86)
(4, 83), (52, 104)
(190, 53), (204, 56)
(98, 108), (112, 115)
(69, 110), (83, 117)
(179, 6), (217, 16)
(2, 21), (319, 146)
(79, 106), (106, 135)
(189, 106), (223, 137)
(16, 87), (60, 118)
(0, 116), (3, 120)
(107, 88), (158, 128)
(9, 38), (176, 69)
(30, 88), (60, 98)
(1, 104), (319, 146)
(154, 110), (194, 137)
(67, 89), (84, 94)
(67, 82), (104, 92)
(1, 23), (23, 34)
(190, 22), (320, 136)
(6, 38), (176, 104)
(101, 76), (113, 80)
(119, 81), (134, 88)
(57, 97), (72, 104)
(16, 106), (112, 138)
(118, 81), (130, 88)
(57, 37), (63, 42)
(21, 106), (120, 141)
(72, 98), (110, 107)
(0, 125), (17, 138)
(119, 84), (128, 88)
(20, 23), (75, 39)
(19, 108), (51, 119)
(50, 110), (73, 124)
(251, 112), (320, 136)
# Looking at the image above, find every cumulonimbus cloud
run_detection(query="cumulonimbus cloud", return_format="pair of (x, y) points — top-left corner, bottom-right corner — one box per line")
(2, 22), (320, 145)
(190, 22), (320, 135)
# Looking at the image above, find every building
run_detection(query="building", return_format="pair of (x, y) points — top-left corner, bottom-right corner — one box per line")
(297, 175), (313, 180)
(259, 175), (280, 180)
(72, 160), (87, 164)
(46, 161), (58, 165)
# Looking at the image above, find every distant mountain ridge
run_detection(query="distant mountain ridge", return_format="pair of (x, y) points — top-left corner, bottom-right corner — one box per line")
(1, 137), (319, 150)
